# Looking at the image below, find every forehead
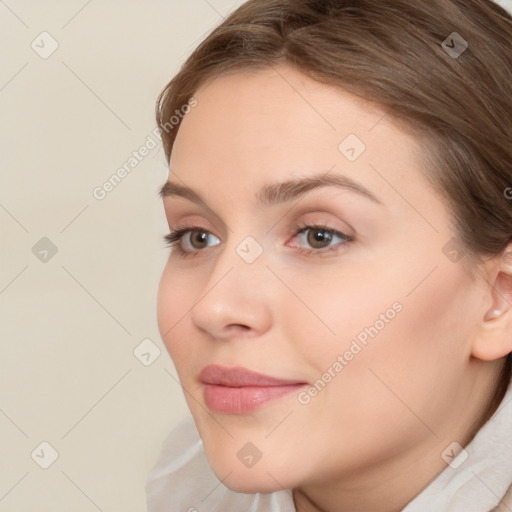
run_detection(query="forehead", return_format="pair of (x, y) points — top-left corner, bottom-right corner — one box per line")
(175, 65), (390, 152)
(168, 64), (442, 222)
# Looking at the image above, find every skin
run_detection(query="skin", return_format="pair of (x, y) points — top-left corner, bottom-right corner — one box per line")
(156, 64), (512, 512)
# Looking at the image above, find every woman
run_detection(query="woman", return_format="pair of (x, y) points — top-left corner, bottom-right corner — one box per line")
(146, 0), (512, 510)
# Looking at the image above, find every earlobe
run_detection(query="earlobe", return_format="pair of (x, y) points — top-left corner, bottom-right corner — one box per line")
(472, 304), (512, 361)
(472, 313), (512, 361)
(471, 245), (512, 361)
(484, 309), (505, 321)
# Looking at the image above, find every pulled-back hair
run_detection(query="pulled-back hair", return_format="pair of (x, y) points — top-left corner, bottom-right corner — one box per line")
(155, 0), (512, 412)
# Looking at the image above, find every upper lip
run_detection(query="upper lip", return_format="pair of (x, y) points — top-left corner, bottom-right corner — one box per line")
(199, 364), (306, 387)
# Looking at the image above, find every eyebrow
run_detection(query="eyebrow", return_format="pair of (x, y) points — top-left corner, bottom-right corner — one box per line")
(159, 172), (383, 207)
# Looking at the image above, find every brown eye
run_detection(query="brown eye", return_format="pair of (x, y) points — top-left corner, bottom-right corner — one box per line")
(306, 228), (334, 249)
(164, 226), (221, 258)
(189, 230), (210, 249)
(291, 225), (353, 255)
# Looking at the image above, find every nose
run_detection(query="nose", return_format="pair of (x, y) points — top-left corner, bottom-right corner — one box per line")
(190, 240), (273, 340)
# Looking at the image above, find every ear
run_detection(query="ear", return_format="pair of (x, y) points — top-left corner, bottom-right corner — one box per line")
(472, 245), (512, 361)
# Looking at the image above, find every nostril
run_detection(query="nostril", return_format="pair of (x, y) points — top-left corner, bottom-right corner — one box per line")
(226, 324), (252, 335)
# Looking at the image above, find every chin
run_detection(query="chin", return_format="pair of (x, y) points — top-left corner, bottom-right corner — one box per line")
(203, 442), (299, 494)
(214, 466), (287, 495)
(192, 412), (311, 494)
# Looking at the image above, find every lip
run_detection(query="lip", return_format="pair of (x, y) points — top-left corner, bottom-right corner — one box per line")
(199, 364), (307, 414)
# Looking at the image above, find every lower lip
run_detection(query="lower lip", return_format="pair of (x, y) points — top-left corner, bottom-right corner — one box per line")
(203, 383), (306, 414)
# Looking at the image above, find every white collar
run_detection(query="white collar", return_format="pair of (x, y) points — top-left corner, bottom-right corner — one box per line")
(403, 379), (512, 512)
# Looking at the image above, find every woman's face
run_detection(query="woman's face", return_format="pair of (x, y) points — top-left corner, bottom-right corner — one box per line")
(157, 64), (486, 496)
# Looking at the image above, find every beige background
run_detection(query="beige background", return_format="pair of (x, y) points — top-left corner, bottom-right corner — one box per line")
(1, 1), (511, 511)
(0, 1), (246, 511)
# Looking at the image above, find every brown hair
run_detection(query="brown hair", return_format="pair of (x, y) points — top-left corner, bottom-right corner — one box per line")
(155, 0), (512, 415)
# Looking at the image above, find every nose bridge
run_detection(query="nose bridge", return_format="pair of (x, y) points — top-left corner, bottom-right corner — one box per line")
(208, 209), (267, 278)
(190, 227), (273, 336)
(207, 229), (268, 297)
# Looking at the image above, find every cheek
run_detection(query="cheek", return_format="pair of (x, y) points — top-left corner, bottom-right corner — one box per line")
(156, 264), (196, 360)
(275, 273), (465, 481)
(322, 261), (474, 431)
(289, 253), (472, 423)
(276, 260), (405, 371)
(384, 261), (475, 383)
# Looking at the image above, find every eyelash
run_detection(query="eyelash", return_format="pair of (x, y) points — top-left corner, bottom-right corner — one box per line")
(163, 222), (353, 259)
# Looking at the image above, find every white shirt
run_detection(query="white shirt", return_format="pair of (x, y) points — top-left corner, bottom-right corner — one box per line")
(146, 380), (512, 512)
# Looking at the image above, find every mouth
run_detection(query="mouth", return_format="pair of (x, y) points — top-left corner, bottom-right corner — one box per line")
(199, 364), (308, 414)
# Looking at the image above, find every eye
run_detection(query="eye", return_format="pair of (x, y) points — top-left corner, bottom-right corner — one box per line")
(163, 226), (220, 257)
(289, 224), (353, 255)
(163, 223), (353, 258)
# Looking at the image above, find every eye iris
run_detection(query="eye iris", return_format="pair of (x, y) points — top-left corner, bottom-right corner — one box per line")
(191, 231), (209, 249)
(307, 228), (332, 249)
